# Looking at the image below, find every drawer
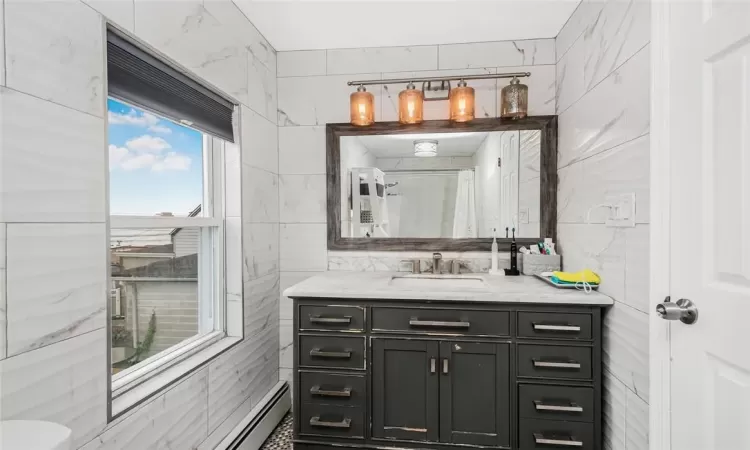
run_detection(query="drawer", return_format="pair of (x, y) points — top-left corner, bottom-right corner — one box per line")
(517, 344), (592, 380)
(299, 305), (365, 332)
(371, 307), (509, 336)
(299, 403), (365, 439)
(299, 372), (366, 407)
(299, 335), (366, 370)
(519, 419), (594, 450)
(518, 384), (594, 423)
(518, 312), (592, 340)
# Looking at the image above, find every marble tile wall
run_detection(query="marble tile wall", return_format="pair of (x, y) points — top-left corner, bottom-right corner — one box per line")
(1, 0), (281, 448)
(555, 1), (650, 449)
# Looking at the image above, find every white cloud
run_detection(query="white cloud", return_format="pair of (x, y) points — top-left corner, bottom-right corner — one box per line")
(110, 144), (191, 172)
(121, 153), (158, 171)
(152, 152), (191, 172)
(109, 145), (129, 170)
(109, 109), (172, 134)
(126, 135), (171, 153)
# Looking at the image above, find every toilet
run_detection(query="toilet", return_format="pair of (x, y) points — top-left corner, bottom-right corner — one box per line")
(0, 421), (72, 450)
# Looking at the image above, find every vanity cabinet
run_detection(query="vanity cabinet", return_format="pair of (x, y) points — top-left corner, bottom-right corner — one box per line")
(291, 299), (604, 450)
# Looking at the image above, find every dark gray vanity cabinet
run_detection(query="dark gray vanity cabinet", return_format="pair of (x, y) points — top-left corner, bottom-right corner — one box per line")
(291, 298), (604, 450)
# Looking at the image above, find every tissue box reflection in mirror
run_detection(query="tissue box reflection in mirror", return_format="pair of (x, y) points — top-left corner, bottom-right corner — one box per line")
(521, 254), (561, 275)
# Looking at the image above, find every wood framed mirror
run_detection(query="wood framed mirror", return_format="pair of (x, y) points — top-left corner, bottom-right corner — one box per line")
(327, 116), (557, 251)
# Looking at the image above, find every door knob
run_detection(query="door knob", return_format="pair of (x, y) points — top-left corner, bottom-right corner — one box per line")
(656, 296), (698, 325)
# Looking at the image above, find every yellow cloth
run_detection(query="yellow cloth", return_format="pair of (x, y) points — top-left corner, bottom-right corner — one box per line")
(552, 269), (601, 285)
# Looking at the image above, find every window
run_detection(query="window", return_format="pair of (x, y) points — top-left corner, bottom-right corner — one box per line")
(108, 98), (226, 391)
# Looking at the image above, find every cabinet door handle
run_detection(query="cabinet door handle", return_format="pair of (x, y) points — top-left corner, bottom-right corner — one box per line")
(532, 359), (581, 370)
(430, 358), (436, 374)
(310, 348), (352, 359)
(442, 358), (449, 374)
(310, 385), (352, 397)
(309, 315), (352, 325)
(533, 400), (583, 413)
(309, 416), (351, 429)
(409, 319), (471, 329)
(533, 432), (583, 447)
(532, 323), (581, 332)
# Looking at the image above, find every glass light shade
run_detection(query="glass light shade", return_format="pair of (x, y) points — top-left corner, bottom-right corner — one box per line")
(398, 85), (424, 124)
(414, 140), (438, 157)
(350, 87), (375, 126)
(500, 77), (528, 119)
(449, 83), (475, 122)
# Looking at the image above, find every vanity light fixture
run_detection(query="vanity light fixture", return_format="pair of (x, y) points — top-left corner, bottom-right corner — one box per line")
(414, 139), (438, 157)
(350, 85), (375, 126)
(449, 79), (475, 122)
(398, 82), (424, 124)
(500, 77), (529, 119)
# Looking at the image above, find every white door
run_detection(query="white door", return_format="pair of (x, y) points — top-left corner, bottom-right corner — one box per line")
(658, 1), (750, 449)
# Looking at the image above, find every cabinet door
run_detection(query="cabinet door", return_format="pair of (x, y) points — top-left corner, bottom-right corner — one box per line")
(372, 339), (439, 442)
(439, 341), (510, 447)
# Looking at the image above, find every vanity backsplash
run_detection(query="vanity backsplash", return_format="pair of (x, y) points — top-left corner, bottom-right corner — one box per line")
(327, 251), (516, 273)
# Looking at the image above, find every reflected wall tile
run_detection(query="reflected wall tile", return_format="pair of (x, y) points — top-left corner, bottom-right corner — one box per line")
(603, 370), (628, 450)
(496, 65), (556, 116)
(438, 39), (555, 69)
(583, 0), (650, 90)
(83, 0), (135, 32)
(1, 329), (107, 448)
(278, 50), (326, 77)
(603, 303), (649, 403)
(558, 136), (650, 225)
(278, 126), (326, 175)
(248, 54), (278, 124)
(79, 366), (208, 450)
(0, 224), (5, 360)
(241, 166), (279, 223)
(279, 319), (293, 369)
(326, 46), (438, 75)
(242, 223), (279, 281)
(280, 175), (327, 223)
(6, 223), (106, 356)
(280, 272), (320, 320)
(556, 35), (585, 114)
(0, 87), (106, 223)
(556, 0), (605, 61)
(280, 224), (327, 271)
(558, 46), (650, 169)
(277, 73), (381, 126)
(381, 68), (497, 121)
(5, 0), (104, 117)
(519, 130), (541, 182)
(243, 272), (279, 339)
(626, 388), (649, 450)
(241, 106), (278, 173)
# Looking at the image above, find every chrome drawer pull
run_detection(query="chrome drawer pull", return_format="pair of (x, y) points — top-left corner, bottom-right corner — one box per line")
(533, 433), (583, 447)
(532, 359), (581, 369)
(310, 348), (352, 359)
(533, 400), (583, 413)
(532, 323), (581, 332)
(309, 315), (352, 325)
(409, 319), (471, 329)
(310, 416), (351, 429)
(310, 385), (352, 397)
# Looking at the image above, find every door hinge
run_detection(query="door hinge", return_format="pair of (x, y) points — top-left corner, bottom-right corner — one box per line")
(498, 157), (502, 168)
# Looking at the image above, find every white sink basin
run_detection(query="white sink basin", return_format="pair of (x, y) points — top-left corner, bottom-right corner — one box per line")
(390, 275), (486, 289)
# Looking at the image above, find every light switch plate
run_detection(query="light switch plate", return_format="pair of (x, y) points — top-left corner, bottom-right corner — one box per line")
(519, 208), (530, 224)
(605, 193), (636, 227)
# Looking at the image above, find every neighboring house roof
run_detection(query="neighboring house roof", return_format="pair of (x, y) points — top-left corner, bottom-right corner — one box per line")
(113, 253), (198, 278)
(170, 205), (202, 237)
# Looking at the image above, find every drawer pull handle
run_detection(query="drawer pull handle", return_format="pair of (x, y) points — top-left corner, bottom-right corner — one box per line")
(309, 416), (351, 429)
(430, 358), (436, 374)
(409, 319), (471, 329)
(533, 400), (584, 413)
(532, 359), (581, 370)
(533, 433), (583, 447)
(310, 385), (352, 397)
(310, 348), (352, 359)
(310, 315), (352, 325)
(532, 323), (581, 332)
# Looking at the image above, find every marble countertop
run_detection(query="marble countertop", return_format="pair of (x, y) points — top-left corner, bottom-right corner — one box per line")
(284, 272), (614, 306)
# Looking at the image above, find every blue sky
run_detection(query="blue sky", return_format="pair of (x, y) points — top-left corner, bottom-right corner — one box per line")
(108, 98), (203, 216)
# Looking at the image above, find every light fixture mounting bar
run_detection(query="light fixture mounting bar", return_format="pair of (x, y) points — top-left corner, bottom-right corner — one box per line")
(347, 72), (531, 87)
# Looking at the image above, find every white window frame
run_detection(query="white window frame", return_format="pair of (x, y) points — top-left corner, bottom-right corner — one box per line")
(109, 134), (227, 399)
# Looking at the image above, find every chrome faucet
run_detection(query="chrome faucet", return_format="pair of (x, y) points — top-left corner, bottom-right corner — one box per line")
(432, 253), (442, 274)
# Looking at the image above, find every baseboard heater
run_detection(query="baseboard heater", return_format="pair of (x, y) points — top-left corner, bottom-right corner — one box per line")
(218, 381), (291, 450)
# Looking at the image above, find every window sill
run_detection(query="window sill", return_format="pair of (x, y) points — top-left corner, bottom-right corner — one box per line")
(112, 335), (242, 418)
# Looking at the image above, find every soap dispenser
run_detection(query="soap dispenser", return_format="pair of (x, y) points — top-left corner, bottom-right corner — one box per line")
(504, 228), (520, 276)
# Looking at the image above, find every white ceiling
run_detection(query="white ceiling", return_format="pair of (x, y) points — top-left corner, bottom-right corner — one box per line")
(356, 132), (489, 158)
(234, 0), (580, 52)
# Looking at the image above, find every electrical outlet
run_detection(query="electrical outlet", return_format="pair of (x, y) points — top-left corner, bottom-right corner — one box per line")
(605, 193), (636, 227)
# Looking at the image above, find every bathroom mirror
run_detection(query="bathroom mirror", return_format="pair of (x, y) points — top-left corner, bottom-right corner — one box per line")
(327, 117), (557, 251)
